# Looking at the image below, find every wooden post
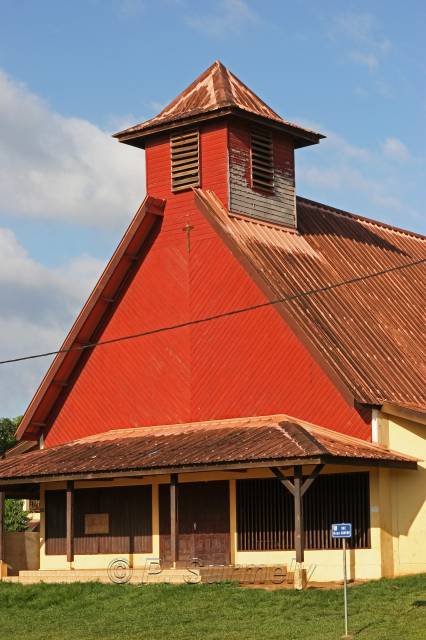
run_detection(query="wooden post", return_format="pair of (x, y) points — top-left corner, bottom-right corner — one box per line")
(0, 491), (5, 578)
(66, 481), (74, 564)
(170, 474), (178, 568)
(271, 464), (324, 590)
(294, 466), (304, 564)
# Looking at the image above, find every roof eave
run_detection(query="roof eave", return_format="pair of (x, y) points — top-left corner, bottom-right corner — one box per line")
(0, 452), (416, 487)
(381, 402), (426, 425)
(113, 106), (324, 149)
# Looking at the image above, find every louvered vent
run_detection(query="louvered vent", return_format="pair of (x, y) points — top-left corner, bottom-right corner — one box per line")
(170, 129), (200, 192)
(251, 129), (274, 192)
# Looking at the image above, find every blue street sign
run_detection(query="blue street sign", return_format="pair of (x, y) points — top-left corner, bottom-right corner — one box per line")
(331, 523), (352, 538)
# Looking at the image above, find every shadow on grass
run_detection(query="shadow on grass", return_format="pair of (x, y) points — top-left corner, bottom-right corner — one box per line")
(411, 600), (426, 608)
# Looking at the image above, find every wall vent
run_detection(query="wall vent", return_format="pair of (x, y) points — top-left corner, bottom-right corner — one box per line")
(251, 129), (274, 192)
(170, 129), (200, 192)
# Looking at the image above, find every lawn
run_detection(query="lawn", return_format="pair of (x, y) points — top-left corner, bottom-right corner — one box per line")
(0, 575), (425, 640)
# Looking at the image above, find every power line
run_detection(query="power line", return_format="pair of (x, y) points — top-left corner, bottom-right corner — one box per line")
(0, 256), (424, 366)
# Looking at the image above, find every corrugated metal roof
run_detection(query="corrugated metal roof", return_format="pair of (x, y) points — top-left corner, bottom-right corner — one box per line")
(114, 61), (323, 147)
(194, 190), (426, 407)
(0, 415), (416, 482)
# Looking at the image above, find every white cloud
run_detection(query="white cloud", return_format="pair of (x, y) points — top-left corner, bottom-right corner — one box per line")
(290, 117), (372, 161)
(297, 123), (424, 229)
(117, 0), (145, 16)
(0, 227), (104, 416)
(382, 137), (410, 162)
(0, 68), (145, 229)
(298, 161), (414, 217)
(325, 131), (371, 161)
(329, 11), (391, 72)
(349, 51), (378, 72)
(186, 0), (257, 37)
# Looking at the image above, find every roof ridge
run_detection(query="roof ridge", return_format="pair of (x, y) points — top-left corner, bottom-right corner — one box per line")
(277, 421), (327, 456)
(72, 414), (289, 443)
(297, 196), (426, 241)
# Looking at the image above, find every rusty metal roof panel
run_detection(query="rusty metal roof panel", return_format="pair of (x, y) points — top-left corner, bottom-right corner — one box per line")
(194, 190), (426, 407)
(114, 61), (323, 145)
(0, 416), (416, 482)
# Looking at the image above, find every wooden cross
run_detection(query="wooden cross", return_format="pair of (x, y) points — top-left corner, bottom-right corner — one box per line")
(183, 223), (194, 253)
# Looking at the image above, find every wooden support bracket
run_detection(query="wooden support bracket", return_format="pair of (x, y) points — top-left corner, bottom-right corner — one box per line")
(271, 464), (324, 564)
(271, 464), (324, 496)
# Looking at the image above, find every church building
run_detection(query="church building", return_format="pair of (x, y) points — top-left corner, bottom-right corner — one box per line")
(0, 62), (425, 586)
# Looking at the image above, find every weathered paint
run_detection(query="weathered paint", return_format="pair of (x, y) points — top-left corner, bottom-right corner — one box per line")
(229, 121), (296, 227)
(43, 120), (369, 447)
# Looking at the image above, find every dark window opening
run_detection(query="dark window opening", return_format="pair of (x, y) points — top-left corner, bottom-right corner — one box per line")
(251, 129), (274, 192)
(237, 472), (370, 551)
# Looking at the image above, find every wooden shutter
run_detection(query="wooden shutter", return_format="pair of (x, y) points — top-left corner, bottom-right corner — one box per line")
(251, 129), (274, 192)
(45, 490), (66, 555)
(170, 129), (200, 192)
(73, 485), (152, 555)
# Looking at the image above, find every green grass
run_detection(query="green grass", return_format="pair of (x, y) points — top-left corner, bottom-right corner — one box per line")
(0, 575), (425, 640)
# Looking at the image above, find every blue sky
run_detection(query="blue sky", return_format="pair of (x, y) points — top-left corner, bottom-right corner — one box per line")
(0, 0), (425, 415)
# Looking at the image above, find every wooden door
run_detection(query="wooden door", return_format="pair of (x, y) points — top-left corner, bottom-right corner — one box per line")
(159, 481), (230, 566)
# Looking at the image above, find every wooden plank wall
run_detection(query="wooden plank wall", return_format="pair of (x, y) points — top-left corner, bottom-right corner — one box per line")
(45, 486), (152, 555)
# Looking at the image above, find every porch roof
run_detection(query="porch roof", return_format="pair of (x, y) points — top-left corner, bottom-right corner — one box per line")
(0, 416), (417, 484)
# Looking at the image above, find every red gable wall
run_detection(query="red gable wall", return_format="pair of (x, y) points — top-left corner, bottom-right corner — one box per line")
(44, 121), (370, 447)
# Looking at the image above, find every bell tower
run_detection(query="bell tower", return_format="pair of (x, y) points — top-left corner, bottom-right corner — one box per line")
(114, 61), (324, 229)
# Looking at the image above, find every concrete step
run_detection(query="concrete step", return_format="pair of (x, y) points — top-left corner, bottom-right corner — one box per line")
(18, 568), (184, 576)
(3, 567), (201, 585)
(199, 564), (288, 585)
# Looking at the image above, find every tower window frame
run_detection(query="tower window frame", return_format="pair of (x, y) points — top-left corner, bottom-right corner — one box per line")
(170, 129), (200, 192)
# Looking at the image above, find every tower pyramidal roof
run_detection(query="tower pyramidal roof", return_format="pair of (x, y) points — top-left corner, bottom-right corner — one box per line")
(114, 61), (324, 148)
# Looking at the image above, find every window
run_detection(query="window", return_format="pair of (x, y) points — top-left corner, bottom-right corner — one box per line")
(237, 472), (370, 551)
(45, 486), (152, 555)
(251, 128), (274, 192)
(170, 129), (200, 192)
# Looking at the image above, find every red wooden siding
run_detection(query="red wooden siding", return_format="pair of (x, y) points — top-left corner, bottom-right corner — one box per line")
(44, 121), (370, 447)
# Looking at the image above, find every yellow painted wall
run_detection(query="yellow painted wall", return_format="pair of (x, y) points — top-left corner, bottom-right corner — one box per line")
(377, 411), (426, 577)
